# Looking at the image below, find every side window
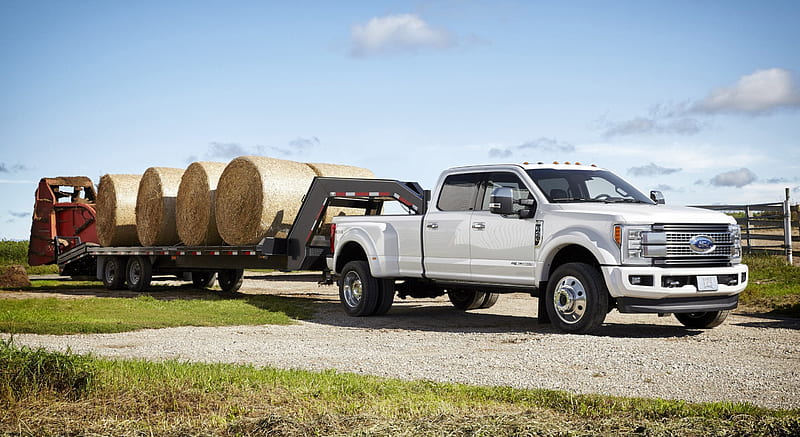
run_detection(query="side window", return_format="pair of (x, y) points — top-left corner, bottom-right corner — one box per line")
(536, 177), (572, 201)
(479, 172), (532, 212)
(437, 173), (481, 211)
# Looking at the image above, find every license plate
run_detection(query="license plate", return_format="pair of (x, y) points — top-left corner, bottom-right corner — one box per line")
(697, 275), (719, 291)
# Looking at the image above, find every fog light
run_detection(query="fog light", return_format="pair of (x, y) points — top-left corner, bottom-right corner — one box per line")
(629, 275), (654, 286)
(741, 272), (747, 283)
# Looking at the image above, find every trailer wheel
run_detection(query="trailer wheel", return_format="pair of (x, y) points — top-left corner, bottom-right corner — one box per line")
(545, 262), (608, 334)
(126, 256), (152, 292)
(448, 289), (487, 310)
(191, 271), (217, 289)
(674, 311), (729, 329)
(339, 261), (379, 316)
(102, 256), (126, 290)
(372, 278), (395, 316)
(218, 269), (244, 293)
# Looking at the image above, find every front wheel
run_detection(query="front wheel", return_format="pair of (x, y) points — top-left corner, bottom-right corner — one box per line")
(191, 271), (217, 289)
(218, 269), (244, 293)
(339, 261), (379, 316)
(674, 311), (729, 329)
(102, 256), (126, 290)
(545, 262), (608, 334)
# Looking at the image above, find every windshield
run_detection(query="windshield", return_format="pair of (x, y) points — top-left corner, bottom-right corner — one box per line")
(526, 168), (654, 204)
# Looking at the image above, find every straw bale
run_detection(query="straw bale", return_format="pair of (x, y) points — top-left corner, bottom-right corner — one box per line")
(176, 161), (227, 246)
(216, 156), (317, 245)
(0, 265), (30, 288)
(96, 174), (142, 247)
(136, 167), (184, 246)
(305, 163), (376, 221)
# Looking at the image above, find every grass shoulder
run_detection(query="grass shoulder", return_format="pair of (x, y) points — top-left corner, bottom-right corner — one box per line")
(0, 293), (313, 334)
(1, 340), (797, 436)
(740, 254), (800, 317)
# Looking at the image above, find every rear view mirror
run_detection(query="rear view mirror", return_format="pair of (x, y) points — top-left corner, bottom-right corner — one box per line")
(489, 187), (514, 215)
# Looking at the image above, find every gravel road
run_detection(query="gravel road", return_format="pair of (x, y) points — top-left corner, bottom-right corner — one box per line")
(5, 272), (800, 410)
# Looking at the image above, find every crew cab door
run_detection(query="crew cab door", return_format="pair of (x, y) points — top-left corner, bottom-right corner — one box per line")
(422, 173), (480, 281)
(469, 172), (537, 285)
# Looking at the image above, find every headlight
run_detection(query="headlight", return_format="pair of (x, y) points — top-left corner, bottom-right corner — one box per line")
(729, 223), (742, 264)
(615, 225), (652, 265)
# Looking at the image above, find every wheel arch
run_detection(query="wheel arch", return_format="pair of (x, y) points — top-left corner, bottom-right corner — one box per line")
(335, 241), (368, 273)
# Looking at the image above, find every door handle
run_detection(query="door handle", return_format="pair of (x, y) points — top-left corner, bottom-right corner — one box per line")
(472, 222), (486, 230)
(426, 223), (439, 230)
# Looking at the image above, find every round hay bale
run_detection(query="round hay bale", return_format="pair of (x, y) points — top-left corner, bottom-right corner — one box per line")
(306, 163), (376, 221)
(136, 167), (185, 246)
(96, 174), (142, 247)
(176, 161), (227, 246)
(0, 265), (31, 288)
(216, 156), (317, 245)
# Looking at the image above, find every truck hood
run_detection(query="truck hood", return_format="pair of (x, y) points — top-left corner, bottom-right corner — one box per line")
(550, 203), (736, 225)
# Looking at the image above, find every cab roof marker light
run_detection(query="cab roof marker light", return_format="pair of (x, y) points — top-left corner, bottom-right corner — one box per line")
(575, 162), (581, 165)
(565, 161), (571, 165)
(553, 161), (559, 164)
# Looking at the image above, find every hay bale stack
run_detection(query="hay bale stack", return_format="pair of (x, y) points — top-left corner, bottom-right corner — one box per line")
(176, 161), (227, 246)
(135, 167), (184, 246)
(216, 156), (317, 245)
(305, 163), (376, 221)
(0, 265), (31, 288)
(96, 174), (142, 246)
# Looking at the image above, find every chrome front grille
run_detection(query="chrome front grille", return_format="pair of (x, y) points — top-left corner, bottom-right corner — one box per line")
(656, 224), (737, 266)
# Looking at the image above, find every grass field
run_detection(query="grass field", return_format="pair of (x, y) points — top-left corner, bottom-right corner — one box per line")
(739, 254), (800, 316)
(1, 339), (797, 436)
(0, 239), (59, 275)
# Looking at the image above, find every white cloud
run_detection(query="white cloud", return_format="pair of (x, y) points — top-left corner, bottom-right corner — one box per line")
(628, 162), (682, 177)
(350, 14), (453, 57)
(709, 168), (757, 187)
(693, 68), (800, 114)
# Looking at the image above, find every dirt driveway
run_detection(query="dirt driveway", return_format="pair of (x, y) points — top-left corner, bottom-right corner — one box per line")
(4, 272), (800, 410)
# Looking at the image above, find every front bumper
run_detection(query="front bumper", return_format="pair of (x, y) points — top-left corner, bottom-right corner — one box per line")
(602, 263), (748, 300)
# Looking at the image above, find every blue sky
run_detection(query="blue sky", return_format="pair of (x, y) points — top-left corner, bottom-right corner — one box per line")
(2, 0), (799, 240)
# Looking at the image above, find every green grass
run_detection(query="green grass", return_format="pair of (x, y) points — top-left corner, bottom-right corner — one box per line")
(0, 294), (312, 334)
(0, 239), (59, 275)
(1, 340), (797, 436)
(741, 254), (800, 316)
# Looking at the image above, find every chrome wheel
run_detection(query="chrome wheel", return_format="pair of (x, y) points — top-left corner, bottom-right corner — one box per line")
(552, 275), (587, 324)
(342, 271), (364, 308)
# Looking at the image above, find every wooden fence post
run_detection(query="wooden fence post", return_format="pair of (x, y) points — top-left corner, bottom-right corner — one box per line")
(785, 188), (793, 265)
(744, 205), (752, 253)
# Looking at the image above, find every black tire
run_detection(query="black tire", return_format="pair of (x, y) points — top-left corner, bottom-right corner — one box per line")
(126, 256), (152, 292)
(372, 278), (395, 316)
(480, 292), (499, 309)
(448, 289), (487, 311)
(218, 269), (244, 293)
(191, 271), (217, 289)
(102, 256), (126, 290)
(674, 310), (730, 329)
(338, 260), (379, 316)
(545, 262), (608, 334)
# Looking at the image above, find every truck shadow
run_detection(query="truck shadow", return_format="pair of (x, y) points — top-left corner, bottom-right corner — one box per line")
(305, 300), (704, 339)
(730, 312), (800, 330)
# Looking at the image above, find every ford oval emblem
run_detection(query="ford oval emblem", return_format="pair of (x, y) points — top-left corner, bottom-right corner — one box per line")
(689, 235), (715, 253)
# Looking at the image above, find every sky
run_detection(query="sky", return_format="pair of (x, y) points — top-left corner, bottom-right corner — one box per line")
(1, 0), (799, 240)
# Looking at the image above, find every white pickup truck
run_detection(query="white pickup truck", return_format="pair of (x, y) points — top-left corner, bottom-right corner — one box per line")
(328, 162), (748, 334)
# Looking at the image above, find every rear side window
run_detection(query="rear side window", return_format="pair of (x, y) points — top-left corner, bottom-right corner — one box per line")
(437, 173), (481, 211)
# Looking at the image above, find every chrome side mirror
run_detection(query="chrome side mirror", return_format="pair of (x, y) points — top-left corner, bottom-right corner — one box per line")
(489, 187), (515, 215)
(650, 190), (665, 205)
